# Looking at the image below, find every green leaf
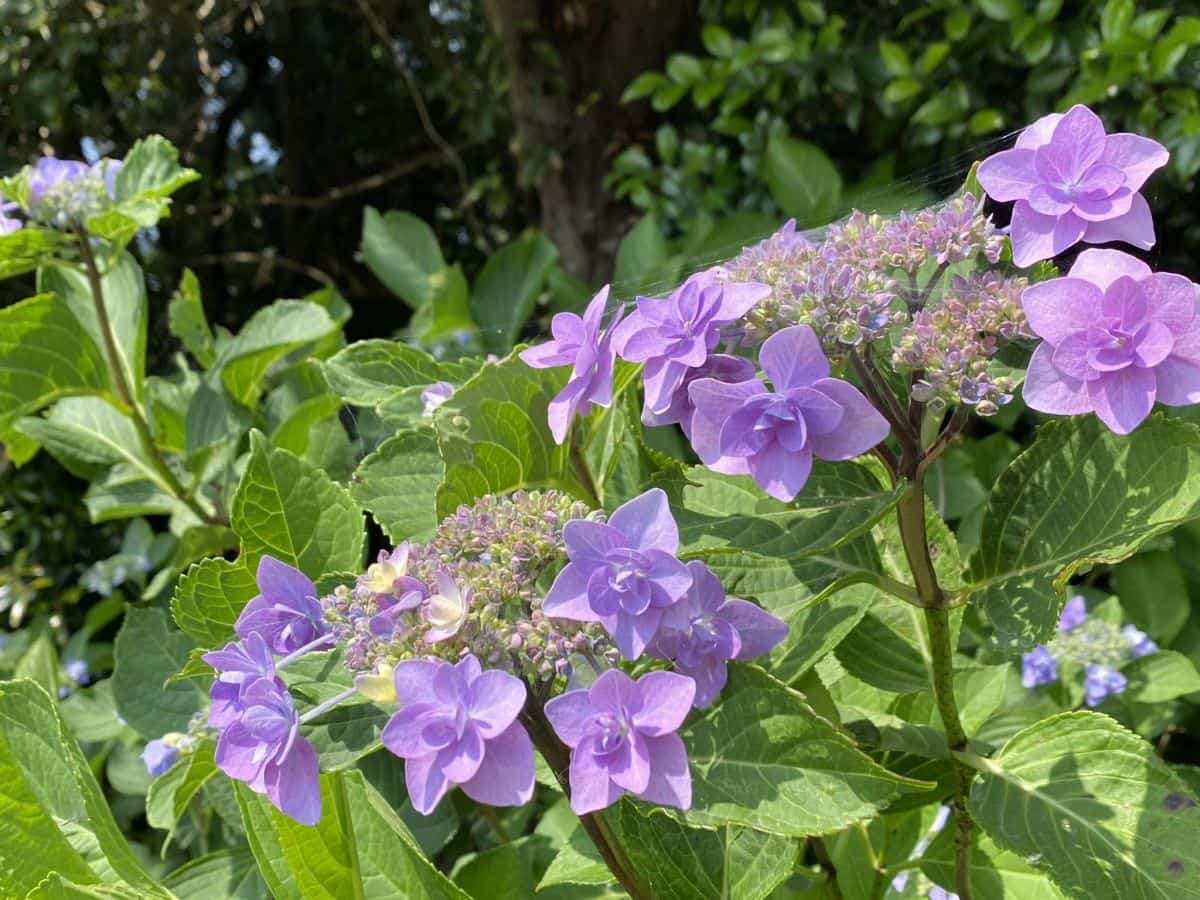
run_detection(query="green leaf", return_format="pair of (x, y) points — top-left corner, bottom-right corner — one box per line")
(0, 227), (63, 279)
(146, 741), (217, 841)
(213, 299), (337, 408)
(171, 556), (257, 648)
(613, 214), (673, 300)
(615, 803), (798, 900)
(969, 711), (1200, 899)
(17, 396), (163, 485)
(0, 291), (109, 451)
(676, 665), (932, 836)
(361, 207), (446, 309)
(539, 825), (614, 888)
(470, 231), (558, 353)
(168, 268), (216, 367)
(702, 24), (735, 57)
(1112, 551), (1191, 644)
(163, 847), (270, 899)
(921, 826), (1066, 900)
(14, 632), (59, 695)
(889, 664), (1010, 737)
(763, 133), (842, 226)
(1123, 650), (1200, 703)
(434, 351), (588, 515)
(414, 263), (475, 342)
(59, 681), (123, 743)
(1101, 0), (1135, 41)
(237, 770), (470, 900)
(113, 134), (200, 204)
(0, 679), (169, 896)
(40, 252), (147, 403)
(321, 339), (474, 407)
(350, 428), (444, 543)
(111, 606), (205, 739)
(878, 40), (911, 76)
(83, 462), (193, 523)
(967, 416), (1200, 652)
(232, 431), (365, 576)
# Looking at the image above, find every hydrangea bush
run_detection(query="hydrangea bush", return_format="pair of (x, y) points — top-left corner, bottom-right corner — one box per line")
(1, 108), (1200, 900)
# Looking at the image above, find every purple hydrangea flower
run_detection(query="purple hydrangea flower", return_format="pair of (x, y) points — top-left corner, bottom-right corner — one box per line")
(1021, 646), (1058, 688)
(928, 887), (959, 900)
(687, 325), (890, 501)
(421, 381), (454, 416)
(544, 668), (694, 814)
(380, 655), (534, 814)
(542, 488), (692, 659)
(647, 353), (756, 436)
(1122, 624), (1158, 658)
(28, 158), (92, 203)
(141, 738), (179, 776)
(236, 556), (328, 655)
(977, 104), (1168, 266)
(612, 270), (769, 422)
(648, 561), (788, 708)
(1059, 595), (1087, 632)
(520, 286), (624, 444)
(1021, 248), (1200, 434)
(1083, 663), (1127, 707)
(214, 676), (321, 825)
(203, 631), (278, 729)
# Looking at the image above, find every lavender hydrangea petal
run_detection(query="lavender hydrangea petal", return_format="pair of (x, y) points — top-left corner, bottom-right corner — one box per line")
(1067, 248), (1153, 289)
(405, 754), (452, 815)
(568, 746), (625, 815)
(608, 607), (664, 661)
(1021, 646), (1058, 688)
(265, 737), (321, 826)
(746, 441), (813, 502)
(388, 659), (441, 708)
(759, 325), (830, 391)
(721, 599), (789, 660)
(635, 733), (692, 810)
(1058, 595), (1087, 632)
(1050, 104), (1108, 170)
(381, 705), (449, 758)
(1023, 342), (1093, 415)
(467, 670), (527, 738)
(1122, 624), (1158, 658)
(142, 740), (179, 776)
(1099, 133), (1170, 192)
(459, 722), (535, 807)
(805, 379), (890, 461)
(977, 148), (1039, 202)
(630, 671), (695, 736)
(434, 727), (484, 783)
(562, 520), (626, 564)
(1009, 202), (1087, 267)
(544, 689), (595, 748)
(1021, 278), (1104, 344)
(607, 488), (679, 555)
(1084, 664), (1127, 707)
(1141, 272), (1199, 337)
(1081, 193), (1156, 250)
(1087, 367), (1156, 434)
(543, 563), (601, 621)
(256, 555), (319, 612)
(1153, 351), (1200, 406)
(682, 657), (729, 709)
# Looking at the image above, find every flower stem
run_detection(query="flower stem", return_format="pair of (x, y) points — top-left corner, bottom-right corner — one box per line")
(895, 480), (976, 900)
(298, 686), (360, 724)
(275, 633), (336, 671)
(74, 231), (220, 526)
(519, 703), (650, 900)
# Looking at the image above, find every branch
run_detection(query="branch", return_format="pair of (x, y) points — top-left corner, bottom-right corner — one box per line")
(188, 250), (335, 287)
(258, 151), (446, 209)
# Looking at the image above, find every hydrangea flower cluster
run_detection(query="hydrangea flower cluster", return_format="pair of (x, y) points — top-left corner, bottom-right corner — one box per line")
(289, 488), (784, 822)
(1020, 595), (1157, 707)
(724, 194), (1001, 351)
(893, 271), (1032, 414)
(3, 156), (123, 230)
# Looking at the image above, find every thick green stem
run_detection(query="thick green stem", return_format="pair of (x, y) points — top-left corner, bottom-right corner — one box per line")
(520, 702), (650, 900)
(895, 481), (975, 900)
(75, 232), (219, 526)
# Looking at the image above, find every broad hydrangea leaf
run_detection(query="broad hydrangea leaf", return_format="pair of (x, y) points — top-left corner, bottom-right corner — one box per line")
(921, 826), (1065, 900)
(236, 770), (469, 900)
(0, 227), (63, 279)
(470, 231), (558, 352)
(969, 711), (1200, 899)
(161, 847), (269, 900)
(675, 665), (932, 836)
(171, 557), (257, 648)
(361, 207), (446, 309)
(350, 428), (444, 542)
(145, 741), (217, 843)
(967, 415), (1200, 652)
(168, 268), (216, 368)
(111, 606), (206, 739)
(321, 338), (477, 407)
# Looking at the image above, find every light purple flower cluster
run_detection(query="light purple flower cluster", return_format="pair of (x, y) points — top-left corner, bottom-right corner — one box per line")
(201, 556), (331, 825)
(978, 104), (1167, 266)
(14, 156), (122, 229)
(1021, 249), (1200, 434)
(321, 490), (608, 680)
(1020, 594), (1157, 707)
(724, 196), (1000, 351)
(894, 271), (1032, 415)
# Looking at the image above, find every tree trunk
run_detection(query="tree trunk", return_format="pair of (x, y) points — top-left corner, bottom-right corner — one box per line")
(484, 0), (695, 283)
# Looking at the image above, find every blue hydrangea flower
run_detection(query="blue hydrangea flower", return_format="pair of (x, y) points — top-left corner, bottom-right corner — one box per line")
(1021, 645), (1058, 688)
(1084, 664), (1127, 707)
